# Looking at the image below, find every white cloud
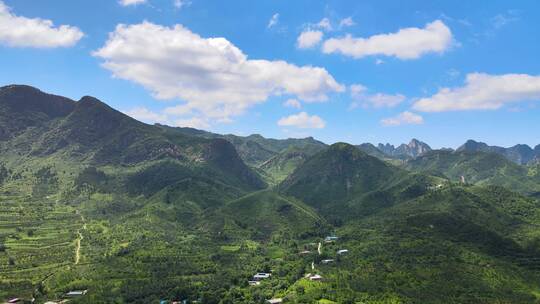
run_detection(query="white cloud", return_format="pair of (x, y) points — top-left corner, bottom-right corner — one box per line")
(491, 10), (520, 29)
(349, 84), (406, 109)
(175, 117), (210, 129)
(278, 112), (326, 129)
(173, 0), (191, 9)
(0, 1), (83, 48)
(124, 107), (168, 124)
(297, 30), (323, 49)
(339, 17), (355, 28)
(94, 22), (343, 121)
(413, 73), (540, 112)
(283, 98), (301, 109)
(375, 58), (384, 65)
(350, 83), (367, 97)
(365, 93), (406, 108)
(322, 20), (453, 60)
(119, 0), (146, 6)
(164, 104), (193, 116)
(268, 13), (279, 28)
(381, 111), (424, 126)
(125, 106), (211, 130)
(316, 18), (333, 31)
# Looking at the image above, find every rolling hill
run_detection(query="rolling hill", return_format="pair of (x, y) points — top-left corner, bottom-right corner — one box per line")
(405, 149), (540, 195)
(2, 85), (540, 303)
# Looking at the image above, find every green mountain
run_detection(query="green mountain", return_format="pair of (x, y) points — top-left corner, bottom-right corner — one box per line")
(258, 146), (314, 184)
(458, 139), (540, 165)
(0, 85), (76, 141)
(2, 85), (540, 303)
(377, 138), (432, 159)
(161, 125), (327, 167)
(405, 149), (540, 195)
(216, 190), (327, 240)
(279, 143), (441, 223)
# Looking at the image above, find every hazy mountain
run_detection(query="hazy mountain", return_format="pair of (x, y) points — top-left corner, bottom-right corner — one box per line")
(158, 125), (327, 166)
(406, 149), (540, 195)
(356, 143), (388, 159)
(377, 138), (432, 159)
(457, 139), (539, 165)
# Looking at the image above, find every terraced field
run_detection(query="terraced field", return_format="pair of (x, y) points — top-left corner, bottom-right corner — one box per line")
(0, 194), (83, 300)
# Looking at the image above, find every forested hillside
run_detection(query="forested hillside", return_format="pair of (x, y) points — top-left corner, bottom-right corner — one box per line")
(1, 85), (540, 304)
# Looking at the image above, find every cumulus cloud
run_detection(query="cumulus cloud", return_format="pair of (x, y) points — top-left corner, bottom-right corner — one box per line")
(0, 1), (83, 48)
(268, 13), (279, 28)
(119, 0), (146, 6)
(322, 20), (453, 60)
(125, 106), (211, 130)
(173, 0), (191, 9)
(316, 18), (333, 31)
(297, 30), (323, 49)
(413, 73), (540, 112)
(278, 112), (326, 129)
(339, 17), (355, 28)
(94, 22), (343, 121)
(283, 98), (301, 109)
(349, 84), (406, 109)
(175, 117), (210, 129)
(381, 111), (424, 126)
(124, 107), (168, 124)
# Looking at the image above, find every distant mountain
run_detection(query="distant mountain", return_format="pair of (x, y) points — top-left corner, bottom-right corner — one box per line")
(356, 143), (387, 159)
(258, 146), (312, 184)
(457, 139), (539, 165)
(377, 138), (432, 159)
(158, 125), (327, 167)
(406, 149), (540, 195)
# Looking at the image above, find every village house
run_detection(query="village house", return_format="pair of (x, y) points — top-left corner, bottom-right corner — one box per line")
(324, 236), (338, 242)
(248, 280), (261, 286)
(321, 259), (334, 264)
(308, 274), (323, 281)
(299, 250), (311, 255)
(267, 298), (283, 304)
(65, 290), (88, 297)
(337, 249), (349, 255)
(253, 272), (272, 281)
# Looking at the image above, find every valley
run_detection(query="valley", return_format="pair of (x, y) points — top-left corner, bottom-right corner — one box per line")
(1, 85), (540, 303)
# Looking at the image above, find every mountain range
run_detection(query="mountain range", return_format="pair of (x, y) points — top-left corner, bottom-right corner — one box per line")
(1, 85), (540, 304)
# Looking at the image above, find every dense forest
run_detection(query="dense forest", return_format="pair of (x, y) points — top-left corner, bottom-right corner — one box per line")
(1, 85), (540, 303)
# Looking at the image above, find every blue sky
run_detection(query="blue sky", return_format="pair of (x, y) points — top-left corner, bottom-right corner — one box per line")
(0, 0), (539, 148)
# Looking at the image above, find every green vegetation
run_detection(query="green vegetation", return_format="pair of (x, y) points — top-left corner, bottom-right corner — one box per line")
(405, 150), (540, 195)
(1, 85), (540, 303)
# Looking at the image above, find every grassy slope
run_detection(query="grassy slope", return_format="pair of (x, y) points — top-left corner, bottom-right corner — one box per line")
(405, 150), (540, 195)
(3, 86), (540, 303)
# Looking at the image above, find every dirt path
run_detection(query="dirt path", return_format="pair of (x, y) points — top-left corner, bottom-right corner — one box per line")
(74, 214), (86, 265)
